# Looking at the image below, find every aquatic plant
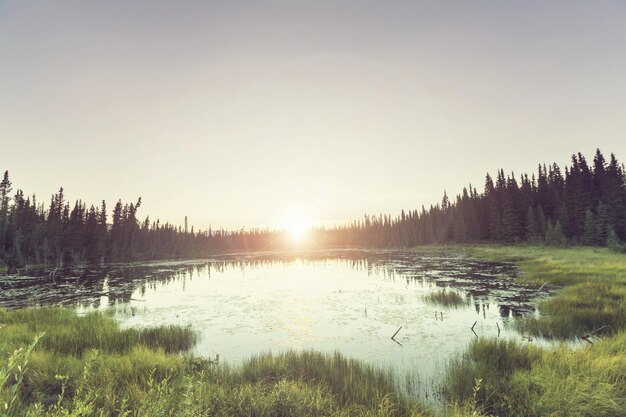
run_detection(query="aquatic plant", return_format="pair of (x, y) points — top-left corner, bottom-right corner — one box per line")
(423, 288), (470, 308)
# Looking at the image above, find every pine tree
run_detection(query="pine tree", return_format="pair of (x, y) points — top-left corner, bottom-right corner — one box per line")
(582, 209), (598, 245)
(593, 149), (607, 203)
(526, 206), (540, 243)
(46, 188), (65, 266)
(536, 205), (547, 241)
(0, 171), (12, 259)
(553, 221), (567, 246)
(453, 209), (468, 243)
(109, 200), (123, 261)
(596, 201), (610, 244)
(501, 204), (520, 243)
(85, 205), (100, 264)
(606, 226), (623, 252)
(546, 221), (567, 246)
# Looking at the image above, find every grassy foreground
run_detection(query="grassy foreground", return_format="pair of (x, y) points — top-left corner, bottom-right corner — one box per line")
(433, 245), (626, 417)
(0, 308), (445, 417)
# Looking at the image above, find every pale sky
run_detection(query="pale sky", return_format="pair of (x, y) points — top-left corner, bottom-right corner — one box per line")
(1, 1), (625, 230)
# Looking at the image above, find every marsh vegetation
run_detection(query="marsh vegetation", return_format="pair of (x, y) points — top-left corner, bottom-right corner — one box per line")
(1, 246), (624, 416)
(441, 246), (626, 417)
(423, 288), (470, 308)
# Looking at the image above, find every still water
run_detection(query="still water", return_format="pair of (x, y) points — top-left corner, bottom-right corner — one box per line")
(0, 250), (550, 401)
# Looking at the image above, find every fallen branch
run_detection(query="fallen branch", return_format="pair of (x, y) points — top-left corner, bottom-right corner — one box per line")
(534, 282), (548, 296)
(580, 325), (609, 342)
(391, 325), (402, 340)
(49, 267), (58, 285)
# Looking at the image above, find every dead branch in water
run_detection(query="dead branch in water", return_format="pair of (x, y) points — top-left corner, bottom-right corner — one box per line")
(391, 325), (402, 340)
(534, 282), (548, 296)
(580, 325), (610, 344)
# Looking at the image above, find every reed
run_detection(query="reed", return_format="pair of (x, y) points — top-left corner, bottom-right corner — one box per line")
(423, 288), (470, 308)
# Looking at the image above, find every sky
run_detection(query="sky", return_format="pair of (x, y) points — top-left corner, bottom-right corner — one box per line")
(1, 1), (625, 231)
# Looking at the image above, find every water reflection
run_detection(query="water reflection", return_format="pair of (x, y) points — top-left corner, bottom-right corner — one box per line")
(0, 250), (553, 404)
(0, 250), (547, 314)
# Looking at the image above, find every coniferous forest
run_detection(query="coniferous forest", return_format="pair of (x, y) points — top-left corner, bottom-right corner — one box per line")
(1, 149), (625, 269)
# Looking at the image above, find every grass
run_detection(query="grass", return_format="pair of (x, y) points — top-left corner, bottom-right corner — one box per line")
(423, 288), (470, 308)
(0, 308), (197, 356)
(423, 244), (626, 417)
(0, 308), (434, 417)
(432, 245), (626, 339)
(443, 333), (626, 417)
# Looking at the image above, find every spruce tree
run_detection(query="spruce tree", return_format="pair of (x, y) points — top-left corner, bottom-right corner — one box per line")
(582, 209), (598, 245)
(545, 221), (555, 245)
(596, 201), (610, 244)
(0, 171), (12, 259)
(606, 226), (623, 252)
(526, 206), (540, 243)
(553, 221), (567, 246)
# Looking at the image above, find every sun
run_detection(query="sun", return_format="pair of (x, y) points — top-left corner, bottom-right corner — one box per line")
(286, 219), (310, 244)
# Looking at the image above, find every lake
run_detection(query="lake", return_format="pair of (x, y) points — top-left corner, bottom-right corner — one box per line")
(0, 249), (551, 402)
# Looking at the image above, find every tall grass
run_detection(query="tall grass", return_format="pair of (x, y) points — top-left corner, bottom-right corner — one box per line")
(0, 308), (433, 417)
(515, 281), (626, 338)
(443, 333), (626, 417)
(423, 288), (470, 308)
(0, 308), (197, 356)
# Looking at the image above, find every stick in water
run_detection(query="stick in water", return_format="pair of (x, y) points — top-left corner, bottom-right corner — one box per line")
(471, 321), (478, 338)
(534, 282), (548, 297)
(391, 325), (402, 340)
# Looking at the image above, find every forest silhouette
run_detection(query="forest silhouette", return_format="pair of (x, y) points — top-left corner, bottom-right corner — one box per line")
(1, 149), (624, 268)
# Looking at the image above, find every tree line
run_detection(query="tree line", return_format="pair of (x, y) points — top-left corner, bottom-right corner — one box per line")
(325, 148), (626, 250)
(1, 149), (624, 269)
(0, 178), (281, 268)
